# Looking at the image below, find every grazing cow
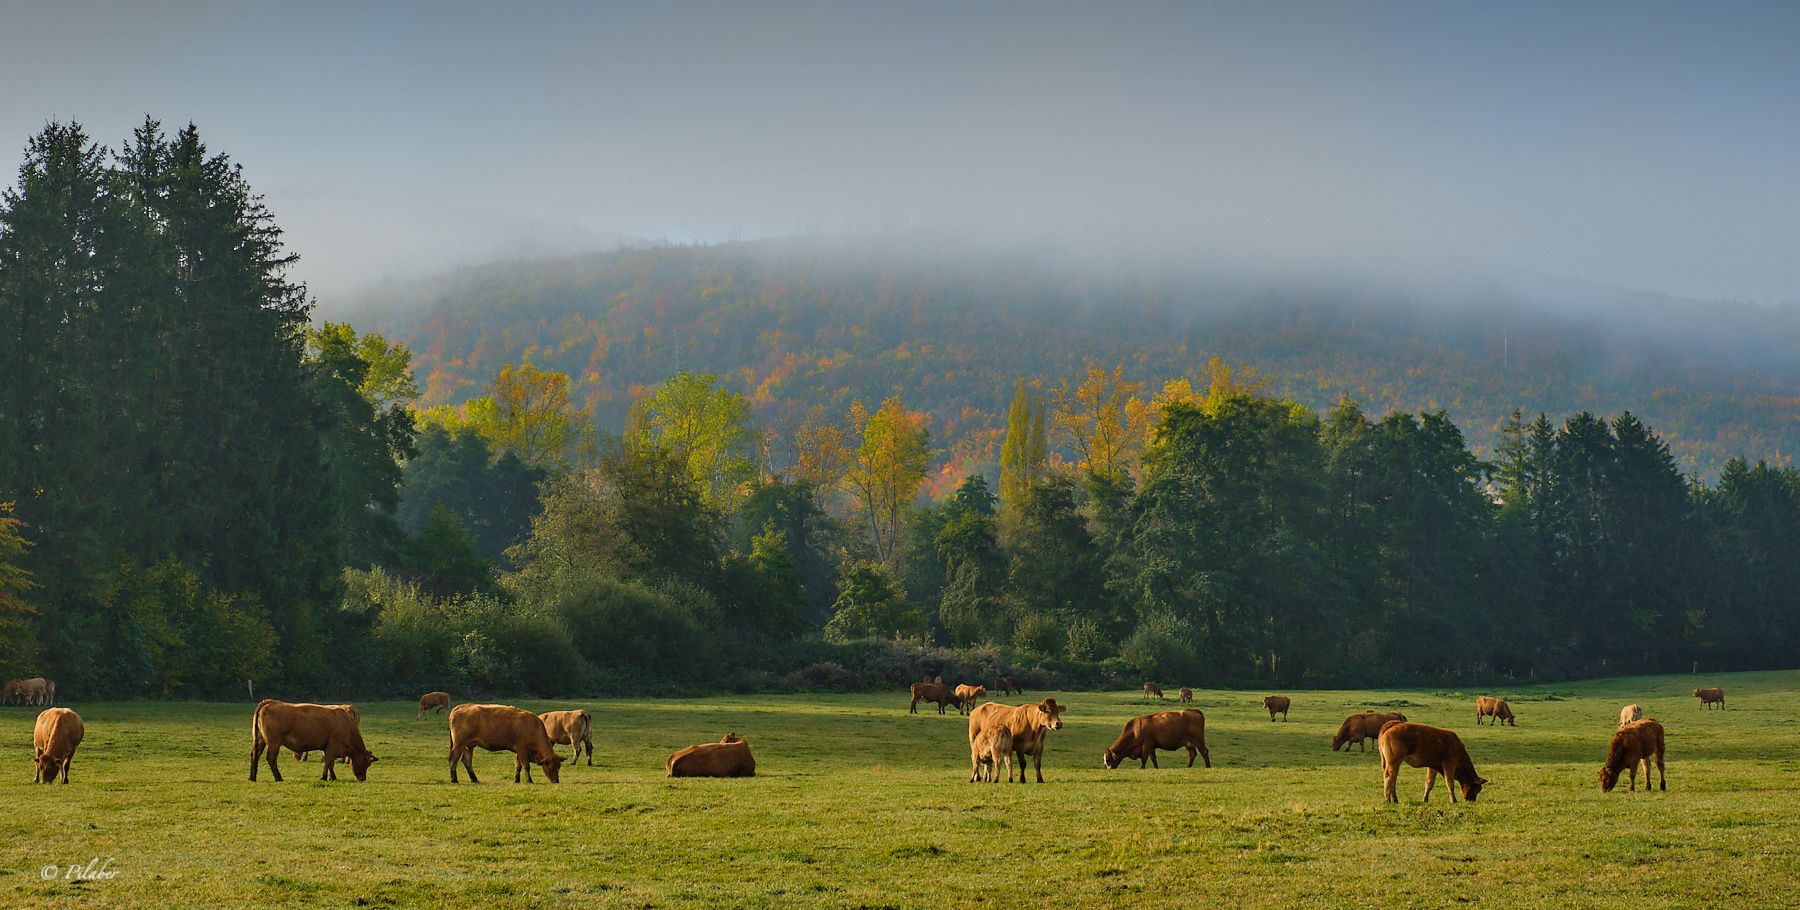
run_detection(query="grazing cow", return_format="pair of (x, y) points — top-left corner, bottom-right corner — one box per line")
(1475, 696), (1515, 726)
(1262, 695), (1291, 722)
(910, 682), (962, 715)
(250, 701), (377, 782)
(1378, 722), (1486, 803)
(449, 704), (564, 783)
(969, 724), (1014, 783)
(954, 684), (987, 714)
(33, 708), (84, 784)
(1618, 704), (1642, 728)
(539, 709), (595, 765)
(1600, 719), (1666, 793)
(1102, 709), (1212, 771)
(1694, 688), (1725, 710)
(1178, 687), (1193, 705)
(418, 691), (451, 720)
(667, 733), (756, 778)
(968, 698), (1068, 784)
(993, 676), (1024, 696)
(293, 705), (360, 762)
(1144, 682), (1164, 699)
(1331, 712), (1408, 752)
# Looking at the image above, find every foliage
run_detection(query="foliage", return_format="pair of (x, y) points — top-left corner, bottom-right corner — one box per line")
(842, 396), (932, 568)
(465, 362), (590, 472)
(823, 561), (922, 643)
(638, 370), (756, 509)
(397, 423), (547, 563)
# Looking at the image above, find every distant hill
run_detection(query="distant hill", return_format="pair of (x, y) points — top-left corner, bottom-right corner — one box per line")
(344, 240), (1800, 483)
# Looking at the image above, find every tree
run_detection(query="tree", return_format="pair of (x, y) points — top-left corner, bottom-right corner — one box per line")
(1051, 363), (1146, 481)
(639, 370), (756, 508)
(842, 396), (932, 569)
(0, 503), (38, 674)
(822, 561), (921, 642)
(398, 423), (547, 564)
(466, 363), (589, 472)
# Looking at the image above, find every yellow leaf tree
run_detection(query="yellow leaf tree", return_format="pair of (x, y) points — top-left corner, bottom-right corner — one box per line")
(638, 370), (756, 508)
(465, 363), (589, 471)
(842, 396), (932, 569)
(1051, 363), (1147, 480)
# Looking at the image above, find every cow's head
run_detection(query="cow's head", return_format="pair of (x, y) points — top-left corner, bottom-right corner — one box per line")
(1329, 731), (1347, 752)
(1101, 748), (1122, 769)
(721, 733), (744, 744)
(1037, 699), (1066, 731)
(1598, 765), (1621, 792)
(348, 751), (377, 782)
(1692, 689), (1702, 698)
(1460, 776), (1487, 802)
(539, 752), (564, 783)
(972, 686), (986, 698)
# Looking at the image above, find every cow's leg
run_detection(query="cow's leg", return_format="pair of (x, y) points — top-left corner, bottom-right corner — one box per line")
(1033, 747), (1044, 784)
(909, 696), (918, 714)
(449, 746), (461, 783)
(1186, 745), (1197, 767)
(1422, 767), (1438, 803)
(583, 735), (594, 766)
(1655, 752), (1666, 791)
(1629, 762), (1639, 792)
(1382, 761), (1399, 803)
(266, 740), (284, 783)
(1149, 749), (1160, 769)
(464, 750), (479, 783)
(250, 738), (264, 782)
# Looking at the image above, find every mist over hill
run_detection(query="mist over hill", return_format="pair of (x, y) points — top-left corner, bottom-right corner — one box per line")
(344, 238), (1800, 481)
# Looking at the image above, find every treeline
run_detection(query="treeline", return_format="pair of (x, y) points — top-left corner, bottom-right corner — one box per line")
(2, 122), (1798, 698)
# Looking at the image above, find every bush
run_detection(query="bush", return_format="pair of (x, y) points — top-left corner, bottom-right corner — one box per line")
(546, 572), (717, 681)
(1118, 613), (1203, 682)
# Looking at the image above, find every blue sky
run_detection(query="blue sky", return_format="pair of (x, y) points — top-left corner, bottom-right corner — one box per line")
(3, 1), (1797, 305)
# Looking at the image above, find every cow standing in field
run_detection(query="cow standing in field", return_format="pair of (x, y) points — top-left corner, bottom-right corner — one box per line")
(449, 704), (564, 783)
(1144, 682), (1164, 699)
(1694, 688), (1725, 710)
(292, 704), (359, 762)
(969, 724), (1013, 783)
(1178, 687), (1193, 705)
(910, 682), (962, 714)
(667, 733), (756, 778)
(993, 676), (1024, 696)
(33, 708), (83, 784)
(1476, 696), (1515, 726)
(1102, 709), (1212, 771)
(1331, 712), (1408, 753)
(1262, 695), (1291, 721)
(539, 709), (595, 765)
(250, 701), (377, 782)
(17, 678), (50, 706)
(1378, 722), (1486, 803)
(1601, 719), (1666, 792)
(968, 698), (1068, 784)
(1618, 704), (1642, 728)
(418, 691), (451, 719)
(954, 684), (987, 715)
(0, 680), (20, 705)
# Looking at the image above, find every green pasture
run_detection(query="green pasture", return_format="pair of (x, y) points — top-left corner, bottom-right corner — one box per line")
(4, 671), (1798, 909)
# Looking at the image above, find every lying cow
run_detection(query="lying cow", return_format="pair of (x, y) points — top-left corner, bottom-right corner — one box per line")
(539, 709), (595, 765)
(969, 724), (1013, 783)
(954, 684), (987, 715)
(1103, 709), (1212, 770)
(34, 707), (84, 784)
(1694, 687), (1725, 710)
(418, 691), (451, 719)
(1601, 719), (1666, 792)
(1144, 682), (1164, 699)
(968, 698), (1067, 784)
(1476, 696), (1515, 726)
(1618, 704), (1642, 728)
(1262, 695), (1290, 722)
(250, 701), (377, 782)
(1378, 722), (1486, 803)
(909, 682), (961, 715)
(993, 676), (1024, 696)
(449, 704), (563, 783)
(1331, 711), (1408, 753)
(1178, 687), (1193, 705)
(667, 733), (756, 778)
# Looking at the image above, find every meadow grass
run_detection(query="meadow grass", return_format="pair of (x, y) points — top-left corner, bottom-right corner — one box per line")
(4, 670), (1797, 908)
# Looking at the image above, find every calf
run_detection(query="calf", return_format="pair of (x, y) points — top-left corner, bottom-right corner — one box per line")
(1378, 722), (1486, 803)
(1103, 709), (1211, 770)
(1618, 704), (1642, 728)
(1475, 696), (1515, 726)
(250, 701), (377, 782)
(19, 677), (50, 706)
(33, 708), (84, 784)
(449, 704), (564, 783)
(1694, 687), (1725, 710)
(954, 684), (987, 714)
(1262, 695), (1291, 722)
(667, 733), (756, 777)
(1331, 711), (1408, 752)
(993, 676), (1024, 696)
(910, 682), (961, 714)
(1178, 687), (1193, 705)
(1144, 682), (1164, 699)
(1600, 719), (1666, 792)
(969, 724), (1013, 783)
(968, 698), (1068, 783)
(539, 709), (595, 765)
(418, 691), (451, 719)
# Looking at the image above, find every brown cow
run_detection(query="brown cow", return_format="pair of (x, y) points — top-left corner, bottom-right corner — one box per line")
(19, 677), (50, 706)
(0, 679), (21, 705)
(1600, 719), (1666, 792)
(1262, 695), (1291, 722)
(1144, 682), (1164, 699)
(449, 704), (564, 783)
(969, 699), (1067, 784)
(1102, 709), (1212, 770)
(1331, 711), (1408, 752)
(1618, 704), (1642, 728)
(539, 709), (595, 765)
(993, 676), (1024, 696)
(292, 704), (359, 762)
(418, 691), (451, 720)
(910, 682), (961, 715)
(667, 733), (756, 778)
(33, 707), (84, 784)
(1379, 722), (1486, 803)
(1694, 687), (1725, 710)
(954, 684), (987, 715)
(1178, 687), (1193, 705)
(969, 725), (1014, 783)
(1475, 696), (1515, 726)
(250, 701), (377, 782)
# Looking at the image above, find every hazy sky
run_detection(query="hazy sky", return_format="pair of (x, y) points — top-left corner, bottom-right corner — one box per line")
(3, 1), (1798, 305)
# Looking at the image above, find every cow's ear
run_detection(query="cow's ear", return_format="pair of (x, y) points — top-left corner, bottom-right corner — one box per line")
(368, 755), (379, 763)
(1476, 777), (1488, 785)
(1055, 705), (1068, 714)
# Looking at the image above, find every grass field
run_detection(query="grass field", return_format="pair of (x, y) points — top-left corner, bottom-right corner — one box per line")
(4, 670), (1798, 909)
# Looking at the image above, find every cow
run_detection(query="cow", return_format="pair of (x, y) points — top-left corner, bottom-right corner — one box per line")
(1694, 688), (1725, 710)
(909, 681), (962, 715)
(1331, 712), (1408, 753)
(954, 684), (987, 715)
(1144, 682), (1164, 699)
(292, 704), (359, 762)
(667, 733), (756, 778)
(994, 676), (1024, 696)
(1475, 696), (1515, 726)
(969, 724), (1014, 783)
(33, 707), (84, 784)
(0, 679), (20, 705)
(1262, 695), (1291, 722)
(968, 698), (1067, 784)
(449, 704), (564, 783)
(539, 709), (595, 765)
(418, 691), (451, 720)
(1102, 709), (1212, 771)
(1618, 704), (1642, 728)
(1378, 722), (1486, 803)
(1178, 687), (1193, 705)
(1600, 719), (1666, 793)
(250, 701), (377, 782)
(18, 677), (50, 706)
